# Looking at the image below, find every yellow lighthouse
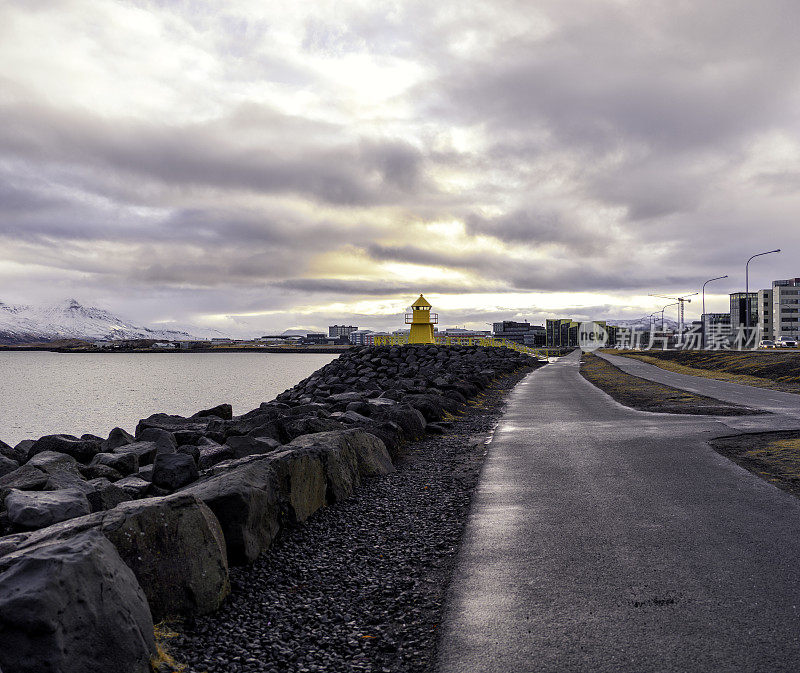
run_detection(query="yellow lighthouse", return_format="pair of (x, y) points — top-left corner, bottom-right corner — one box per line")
(406, 294), (438, 344)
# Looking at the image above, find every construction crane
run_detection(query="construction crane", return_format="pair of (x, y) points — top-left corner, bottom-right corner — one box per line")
(649, 293), (699, 338)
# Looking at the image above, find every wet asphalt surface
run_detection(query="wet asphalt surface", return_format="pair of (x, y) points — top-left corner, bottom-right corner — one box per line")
(437, 351), (800, 672)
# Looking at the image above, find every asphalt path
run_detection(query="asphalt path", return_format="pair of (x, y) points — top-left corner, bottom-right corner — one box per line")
(599, 351), (800, 421)
(437, 351), (800, 672)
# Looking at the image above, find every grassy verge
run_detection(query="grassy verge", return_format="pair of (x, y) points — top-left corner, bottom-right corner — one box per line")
(709, 431), (800, 499)
(604, 349), (800, 395)
(580, 353), (759, 415)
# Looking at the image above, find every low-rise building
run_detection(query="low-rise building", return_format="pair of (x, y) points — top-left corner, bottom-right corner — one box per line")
(493, 321), (546, 346)
(328, 325), (358, 338)
(348, 329), (374, 346)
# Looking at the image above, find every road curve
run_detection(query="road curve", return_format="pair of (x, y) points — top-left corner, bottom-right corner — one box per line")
(437, 351), (800, 673)
(599, 351), (800, 419)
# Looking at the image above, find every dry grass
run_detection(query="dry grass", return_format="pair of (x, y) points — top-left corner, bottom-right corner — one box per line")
(151, 623), (188, 673)
(581, 353), (757, 415)
(710, 431), (800, 498)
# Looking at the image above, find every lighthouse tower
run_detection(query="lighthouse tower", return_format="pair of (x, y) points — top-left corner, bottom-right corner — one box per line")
(406, 294), (438, 344)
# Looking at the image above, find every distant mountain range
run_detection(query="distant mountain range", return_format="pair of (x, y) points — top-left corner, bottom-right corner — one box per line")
(0, 299), (229, 344)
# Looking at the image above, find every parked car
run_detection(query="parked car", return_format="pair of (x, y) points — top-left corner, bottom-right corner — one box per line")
(758, 339), (776, 348)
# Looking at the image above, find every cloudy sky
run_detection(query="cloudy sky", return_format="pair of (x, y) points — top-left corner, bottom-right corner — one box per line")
(1, 0), (798, 335)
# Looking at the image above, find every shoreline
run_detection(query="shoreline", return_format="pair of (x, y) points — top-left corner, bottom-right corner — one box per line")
(0, 345), (541, 672)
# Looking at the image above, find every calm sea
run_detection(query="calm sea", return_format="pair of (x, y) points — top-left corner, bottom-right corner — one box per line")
(0, 351), (338, 447)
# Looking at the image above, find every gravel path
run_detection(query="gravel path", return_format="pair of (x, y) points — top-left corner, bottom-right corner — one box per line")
(168, 369), (531, 673)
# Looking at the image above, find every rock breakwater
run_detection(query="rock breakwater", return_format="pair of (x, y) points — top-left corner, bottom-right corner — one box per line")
(0, 345), (538, 672)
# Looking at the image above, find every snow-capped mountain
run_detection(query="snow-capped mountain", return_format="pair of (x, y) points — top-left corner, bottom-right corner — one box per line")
(607, 317), (681, 332)
(0, 299), (229, 344)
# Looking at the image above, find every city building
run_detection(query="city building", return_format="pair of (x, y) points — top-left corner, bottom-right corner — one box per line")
(757, 290), (773, 340)
(771, 278), (800, 341)
(302, 332), (327, 345)
(546, 318), (580, 348)
(523, 327), (547, 347)
(492, 321), (544, 346)
(348, 329), (374, 346)
(730, 292), (758, 329)
(328, 325), (358, 338)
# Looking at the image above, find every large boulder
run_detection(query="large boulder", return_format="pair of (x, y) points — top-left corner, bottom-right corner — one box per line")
(0, 456), (18, 479)
(5, 488), (91, 530)
(268, 449), (327, 524)
(26, 434), (101, 463)
(91, 451), (138, 476)
(26, 451), (95, 495)
(371, 404), (426, 440)
(289, 428), (394, 478)
(102, 427), (135, 452)
(0, 464), (49, 502)
(280, 417), (345, 442)
(80, 462), (124, 482)
(0, 439), (26, 465)
(135, 413), (210, 437)
(225, 435), (281, 459)
(98, 494), (229, 620)
(136, 428), (177, 453)
(151, 452), (198, 490)
(85, 478), (133, 512)
(198, 442), (234, 469)
(112, 441), (159, 465)
(193, 403), (233, 420)
(181, 456), (280, 565)
(5, 494), (229, 621)
(401, 393), (461, 422)
(0, 530), (156, 673)
(114, 475), (151, 498)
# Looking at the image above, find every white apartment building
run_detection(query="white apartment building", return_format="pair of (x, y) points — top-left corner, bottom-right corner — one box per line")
(348, 329), (374, 345)
(758, 278), (800, 340)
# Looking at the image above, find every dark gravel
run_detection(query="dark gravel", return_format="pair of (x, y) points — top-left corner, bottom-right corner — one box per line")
(167, 369), (531, 673)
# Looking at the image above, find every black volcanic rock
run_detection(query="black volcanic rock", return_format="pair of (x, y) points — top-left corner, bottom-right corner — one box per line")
(0, 440), (25, 465)
(151, 453), (198, 491)
(193, 403), (233, 420)
(0, 530), (156, 673)
(102, 427), (135, 452)
(0, 456), (18, 479)
(5, 488), (91, 530)
(27, 434), (101, 464)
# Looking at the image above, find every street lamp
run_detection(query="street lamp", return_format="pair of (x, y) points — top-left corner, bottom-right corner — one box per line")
(661, 302), (679, 331)
(701, 275), (728, 348)
(745, 249), (781, 328)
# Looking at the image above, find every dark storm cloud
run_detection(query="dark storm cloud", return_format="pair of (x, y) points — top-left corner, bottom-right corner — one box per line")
(0, 101), (429, 207)
(274, 278), (501, 296)
(363, 242), (669, 293)
(365, 243), (488, 270)
(463, 210), (611, 254)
